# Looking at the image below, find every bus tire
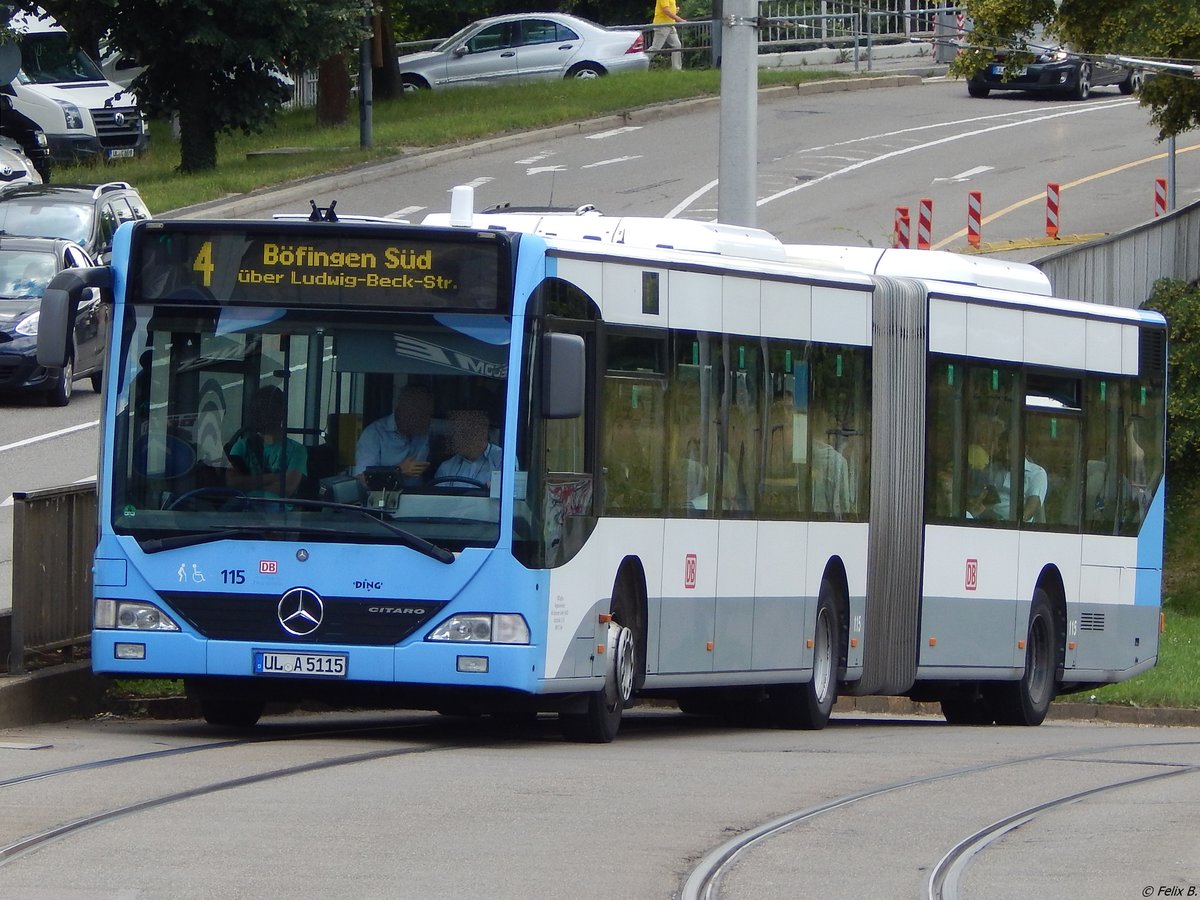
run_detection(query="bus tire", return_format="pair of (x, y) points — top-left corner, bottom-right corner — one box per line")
(201, 696), (265, 728)
(771, 579), (839, 730)
(990, 587), (1059, 726)
(561, 618), (635, 743)
(939, 684), (995, 725)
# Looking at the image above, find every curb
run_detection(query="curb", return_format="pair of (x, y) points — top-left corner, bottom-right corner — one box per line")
(165, 74), (925, 221)
(834, 695), (1200, 727)
(0, 662), (110, 729)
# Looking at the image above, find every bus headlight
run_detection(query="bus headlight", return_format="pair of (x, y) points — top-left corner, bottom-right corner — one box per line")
(428, 613), (530, 645)
(95, 599), (180, 631)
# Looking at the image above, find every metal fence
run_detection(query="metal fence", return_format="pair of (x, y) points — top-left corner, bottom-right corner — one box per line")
(758, 0), (948, 49)
(284, 3), (956, 107)
(8, 483), (96, 675)
(1035, 198), (1200, 308)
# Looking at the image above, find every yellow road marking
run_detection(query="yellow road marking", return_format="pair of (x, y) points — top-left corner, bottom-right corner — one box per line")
(930, 142), (1200, 252)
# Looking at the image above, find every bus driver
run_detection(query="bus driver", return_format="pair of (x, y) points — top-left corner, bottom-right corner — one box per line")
(355, 385), (434, 487)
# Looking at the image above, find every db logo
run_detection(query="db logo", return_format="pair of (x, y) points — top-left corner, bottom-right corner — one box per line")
(965, 558), (978, 591)
(260, 560), (278, 575)
(684, 553), (698, 590)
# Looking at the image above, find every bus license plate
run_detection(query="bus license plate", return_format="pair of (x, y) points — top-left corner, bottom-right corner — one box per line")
(254, 650), (347, 678)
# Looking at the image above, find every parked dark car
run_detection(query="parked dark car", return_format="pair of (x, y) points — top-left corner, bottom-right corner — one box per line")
(968, 46), (1142, 100)
(0, 181), (151, 263)
(0, 235), (103, 405)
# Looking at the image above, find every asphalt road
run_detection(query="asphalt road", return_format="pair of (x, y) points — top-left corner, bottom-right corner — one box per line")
(183, 76), (1198, 262)
(0, 707), (1196, 898)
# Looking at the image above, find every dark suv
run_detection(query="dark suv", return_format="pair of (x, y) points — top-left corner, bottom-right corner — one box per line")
(0, 181), (151, 263)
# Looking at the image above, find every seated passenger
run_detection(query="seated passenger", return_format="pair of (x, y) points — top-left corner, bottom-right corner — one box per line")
(435, 410), (502, 489)
(226, 385), (307, 500)
(355, 385), (434, 487)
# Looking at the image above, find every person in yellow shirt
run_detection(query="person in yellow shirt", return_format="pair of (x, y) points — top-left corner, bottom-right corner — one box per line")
(651, 0), (686, 71)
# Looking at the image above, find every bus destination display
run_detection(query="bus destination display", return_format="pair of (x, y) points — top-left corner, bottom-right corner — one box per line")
(135, 224), (509, 311)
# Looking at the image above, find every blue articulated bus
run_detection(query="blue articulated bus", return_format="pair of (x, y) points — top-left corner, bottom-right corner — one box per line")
(36, 190), (1166, 741)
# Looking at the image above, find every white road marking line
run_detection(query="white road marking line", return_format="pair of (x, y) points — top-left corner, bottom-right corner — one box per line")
(387, 206), (424, 218)
(667, 99), (1138, 217)
(527, 166), (567, 175)
(586, 126), (642, 140)
(581, 155), (643, 169)
(0, 420), (97, 455)
(450, 177), (493, 190)
(516, 152), (553, 164)
(933, 165), (994, 183)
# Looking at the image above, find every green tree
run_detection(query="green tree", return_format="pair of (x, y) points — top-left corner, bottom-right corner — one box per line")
(1145, 278), (1200, 481)
(11, 1), (370, 174)
(951, 0), (1200, 139)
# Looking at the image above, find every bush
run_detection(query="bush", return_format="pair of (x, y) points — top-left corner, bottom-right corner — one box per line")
(1145, 278), (1200, 481)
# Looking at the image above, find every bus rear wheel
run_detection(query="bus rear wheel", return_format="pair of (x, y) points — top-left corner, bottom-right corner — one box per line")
(771, 580), (839, 730)
(561, 619), (635, 743)
(989, 588), (1059, 725)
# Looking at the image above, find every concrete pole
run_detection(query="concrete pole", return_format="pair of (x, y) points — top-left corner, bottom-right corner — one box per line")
(717, 0), (758, 226)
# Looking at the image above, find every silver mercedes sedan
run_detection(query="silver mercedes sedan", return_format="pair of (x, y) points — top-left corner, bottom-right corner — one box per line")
(398, 13), (649, 91)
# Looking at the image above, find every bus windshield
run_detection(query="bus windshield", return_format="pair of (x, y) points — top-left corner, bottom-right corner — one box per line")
(110, 302), (511, 553)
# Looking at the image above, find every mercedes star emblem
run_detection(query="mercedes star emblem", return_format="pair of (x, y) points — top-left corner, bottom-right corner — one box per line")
(277, 587), (324, 636)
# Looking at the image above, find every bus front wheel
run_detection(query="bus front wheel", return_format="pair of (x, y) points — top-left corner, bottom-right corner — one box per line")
(770, 580), (839, 730)
(561, 619), (635, 743)
(201, 696), (264, 728)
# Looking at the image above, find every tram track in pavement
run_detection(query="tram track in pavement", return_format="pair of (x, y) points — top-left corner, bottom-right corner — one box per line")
(927, 759), (1200, 900)
(0, 713), (545, 868)
(680, 738), (1200, 900)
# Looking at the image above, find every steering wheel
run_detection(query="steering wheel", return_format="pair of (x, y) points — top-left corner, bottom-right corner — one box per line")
(165, 486), (251, 511)
(429, 475), (489, 491)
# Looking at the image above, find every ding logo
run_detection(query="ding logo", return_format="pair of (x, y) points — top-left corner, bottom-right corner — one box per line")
(965, 558), (978, 592)
(684, 553), (698, 590)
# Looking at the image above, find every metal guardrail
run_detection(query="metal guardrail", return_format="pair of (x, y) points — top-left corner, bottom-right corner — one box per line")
(8, 483), (96, 676)
(281, 3), (957, 108)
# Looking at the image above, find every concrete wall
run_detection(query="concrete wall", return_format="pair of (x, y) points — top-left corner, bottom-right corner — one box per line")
(1036, 198), (1200, 308)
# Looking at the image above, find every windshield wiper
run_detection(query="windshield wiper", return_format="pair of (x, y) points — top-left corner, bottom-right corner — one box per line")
(139, 527), (261, 553)
(138, 497), (455, 564)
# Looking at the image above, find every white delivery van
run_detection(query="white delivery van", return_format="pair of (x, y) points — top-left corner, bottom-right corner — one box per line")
(2, 9), (148, 164)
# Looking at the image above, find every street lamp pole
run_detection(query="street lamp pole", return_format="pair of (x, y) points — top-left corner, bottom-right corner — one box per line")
(717, 0), (759, 226)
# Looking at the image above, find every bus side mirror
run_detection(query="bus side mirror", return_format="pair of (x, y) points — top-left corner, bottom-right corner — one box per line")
(542, 332), (584, 419)
(37, 266), (112, 368)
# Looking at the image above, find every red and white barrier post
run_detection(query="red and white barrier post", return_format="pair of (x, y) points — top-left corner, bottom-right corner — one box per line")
(917, 198), (933, 250)
(1045, 182), (1060, 239)
(1154, 178), (1168, 217)
(893, 206), (910, 249)
(967, 191), (982, 248)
